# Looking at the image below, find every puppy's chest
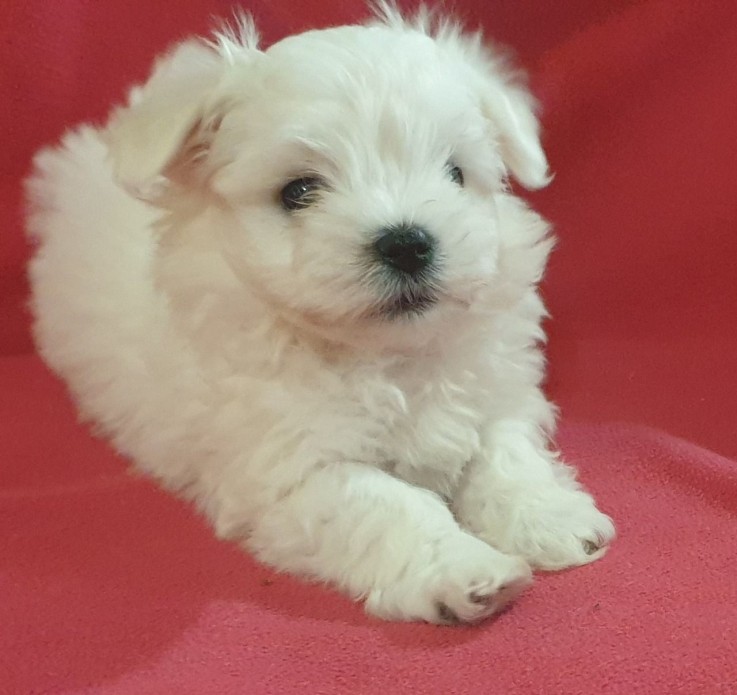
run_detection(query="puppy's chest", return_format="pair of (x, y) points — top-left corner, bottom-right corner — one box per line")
(376, 374), (486, 496)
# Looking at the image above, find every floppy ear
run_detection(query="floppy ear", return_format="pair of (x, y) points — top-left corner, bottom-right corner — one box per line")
(104, 40), (230, 200)
(436, 22), (551, 190)
(480, 77), (551, 190)
(376, 3), (552, 190)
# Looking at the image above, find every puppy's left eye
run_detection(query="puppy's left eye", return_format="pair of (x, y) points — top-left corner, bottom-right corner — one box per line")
(448, 165), (464, 187)
(280, 176), (325, 211)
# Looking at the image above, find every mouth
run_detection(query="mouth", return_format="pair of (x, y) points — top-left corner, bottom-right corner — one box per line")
(375, 289), (438, 320)
(360, 259), (443, 321)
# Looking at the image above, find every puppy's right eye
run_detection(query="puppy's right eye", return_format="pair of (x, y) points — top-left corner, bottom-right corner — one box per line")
(280, 176), (324, 211)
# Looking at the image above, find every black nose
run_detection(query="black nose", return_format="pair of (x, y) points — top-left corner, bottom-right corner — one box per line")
(373, 224), (436, 276)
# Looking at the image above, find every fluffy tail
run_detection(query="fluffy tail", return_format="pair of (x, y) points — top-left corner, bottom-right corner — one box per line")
(26, 127), (202, 471)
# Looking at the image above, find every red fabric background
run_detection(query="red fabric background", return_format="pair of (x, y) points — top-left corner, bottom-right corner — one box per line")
(2, 1), (736, 693)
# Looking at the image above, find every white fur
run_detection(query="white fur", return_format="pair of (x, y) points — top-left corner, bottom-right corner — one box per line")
(25, 6), (614, 624)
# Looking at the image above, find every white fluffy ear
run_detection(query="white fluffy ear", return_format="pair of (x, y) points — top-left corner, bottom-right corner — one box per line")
(483, 80), (551, 190)
(104, 40), (228, 199)
(376, 6), (551, 190)
(448, 28), (550, 190)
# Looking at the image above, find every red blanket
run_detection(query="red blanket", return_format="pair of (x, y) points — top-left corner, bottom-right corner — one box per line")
(2, 1), (736, 693)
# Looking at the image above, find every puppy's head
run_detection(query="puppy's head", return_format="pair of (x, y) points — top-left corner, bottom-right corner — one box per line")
(106, 7), (551, 351)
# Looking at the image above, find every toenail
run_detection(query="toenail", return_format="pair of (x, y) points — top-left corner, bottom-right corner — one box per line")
(436, 602), (460, 624)
(583, 540), (599, 555)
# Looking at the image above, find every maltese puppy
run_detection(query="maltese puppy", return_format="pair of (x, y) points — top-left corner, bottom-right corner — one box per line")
(26, 4), (614, 624)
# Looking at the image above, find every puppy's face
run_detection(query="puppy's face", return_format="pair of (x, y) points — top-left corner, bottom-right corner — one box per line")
(107, 13), (550, 349)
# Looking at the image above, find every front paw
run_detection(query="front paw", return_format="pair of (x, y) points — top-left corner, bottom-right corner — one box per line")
(481, 489), (615, 571)
(364, 532), (532, 624)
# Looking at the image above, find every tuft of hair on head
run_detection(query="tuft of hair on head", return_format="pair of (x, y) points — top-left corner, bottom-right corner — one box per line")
(370, 0), (408, 27)
(208, 10), (260, 63)
(371, 1), (463, 40)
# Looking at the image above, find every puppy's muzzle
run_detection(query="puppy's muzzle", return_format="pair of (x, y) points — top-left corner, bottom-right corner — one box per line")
(372, 224), (435, 276)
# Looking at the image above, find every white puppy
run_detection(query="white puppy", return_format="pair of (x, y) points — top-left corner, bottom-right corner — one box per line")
(26, 5), (614, 624)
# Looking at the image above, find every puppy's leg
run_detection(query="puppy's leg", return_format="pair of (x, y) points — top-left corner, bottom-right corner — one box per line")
(453, 419), (615, 570)
(245, 463), (531, 624)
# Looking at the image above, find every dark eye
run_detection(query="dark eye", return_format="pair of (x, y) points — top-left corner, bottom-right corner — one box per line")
(280, 176), (324, 211)
(448, 165), (464, 187)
